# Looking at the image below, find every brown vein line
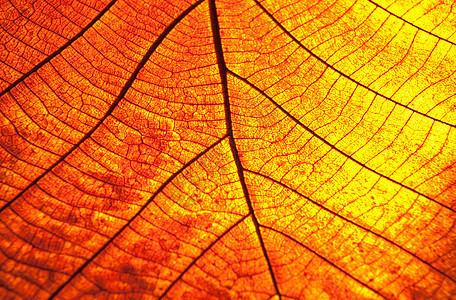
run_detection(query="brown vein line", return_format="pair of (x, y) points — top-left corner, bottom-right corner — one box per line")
(369, 0), (456, 46)
(0, 0), (206, 215)
(0, 0), (118, 97)
(208, 0), (281, 298)
(260, 225), (389, 299)
(229, 70), (456, 215)
(254, 0), (455, 128)
(246, 169), (456, 284)
(158, 214), (250, 299)
(48, 135), (227, 299)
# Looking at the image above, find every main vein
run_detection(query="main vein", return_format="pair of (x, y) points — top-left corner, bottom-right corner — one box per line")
(209, 0), (282, 298)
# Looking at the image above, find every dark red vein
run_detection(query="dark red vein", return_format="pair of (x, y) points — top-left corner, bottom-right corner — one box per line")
(246, 169), (456, 284)
(208, 0), (282, 298)
(48, 135), (227, 299)
(228, 70), (456, 215)
(158, 214), (250, 299)
(0, 0), (206, 215)
(0, 0), (118, 97)
(260, 225), (389, 299)
(369, 0), (456, 46)
(254, 0), (455, 128)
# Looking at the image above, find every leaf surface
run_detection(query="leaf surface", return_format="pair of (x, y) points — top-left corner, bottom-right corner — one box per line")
(1, 0), (456, 299)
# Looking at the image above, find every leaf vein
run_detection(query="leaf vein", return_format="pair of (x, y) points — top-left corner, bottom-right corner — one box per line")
(369, 0), (456, 46)
(47, 134), (227, 299)
(0, 0), (119, 97)
(229, 69), (456, 214)
(0, 0), (206, 214)
(209, 0), (282, 298)
(246, 168), (456, 284)
(254, 0), (455, 128)
(260, 225), (388, 300)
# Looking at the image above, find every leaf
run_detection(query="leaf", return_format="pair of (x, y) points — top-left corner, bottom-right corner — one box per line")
(1, 0), (455, 298)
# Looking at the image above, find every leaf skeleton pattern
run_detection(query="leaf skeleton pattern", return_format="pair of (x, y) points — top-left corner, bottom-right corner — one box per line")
(0, 0), (456, 299)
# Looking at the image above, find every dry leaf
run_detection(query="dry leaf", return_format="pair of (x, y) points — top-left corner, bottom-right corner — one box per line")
(1, 0), (455, 298)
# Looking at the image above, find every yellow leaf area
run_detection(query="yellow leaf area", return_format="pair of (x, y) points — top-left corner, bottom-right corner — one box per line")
(0, 0), (455, 299)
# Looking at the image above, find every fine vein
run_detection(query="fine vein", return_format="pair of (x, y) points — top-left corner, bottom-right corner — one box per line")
(158, 214), (250, 298)
(260, 225), (388, 299)
(48, 135), (227, 299)
(0, 0), (206, 215)
(229, 70), (456, 215)
(369, 0), (456, 46)
(247, 169), (455, 284)
(254, 0), (455, 128)
(0, 0), (118, 97)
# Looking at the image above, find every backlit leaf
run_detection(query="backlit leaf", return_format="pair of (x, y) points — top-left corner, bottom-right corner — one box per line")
(1, 0), (455, 299)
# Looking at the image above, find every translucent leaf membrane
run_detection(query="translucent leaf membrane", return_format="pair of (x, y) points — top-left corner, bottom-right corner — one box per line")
(161, 217), (276, 300)
(228, 71), (456, 298)
(54, 139), (249, 299)
(0, 0), (111, 88)
(0, 0), (200, 206)
(375, 0), (456, 43)
(1, 0), (456, 298)
(260, 227), (382, 300)
(218, 0), (456, 207)
(258, 0), (456, 121)
(0, 2), (227, 297)
(247, 172), (456, 299)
